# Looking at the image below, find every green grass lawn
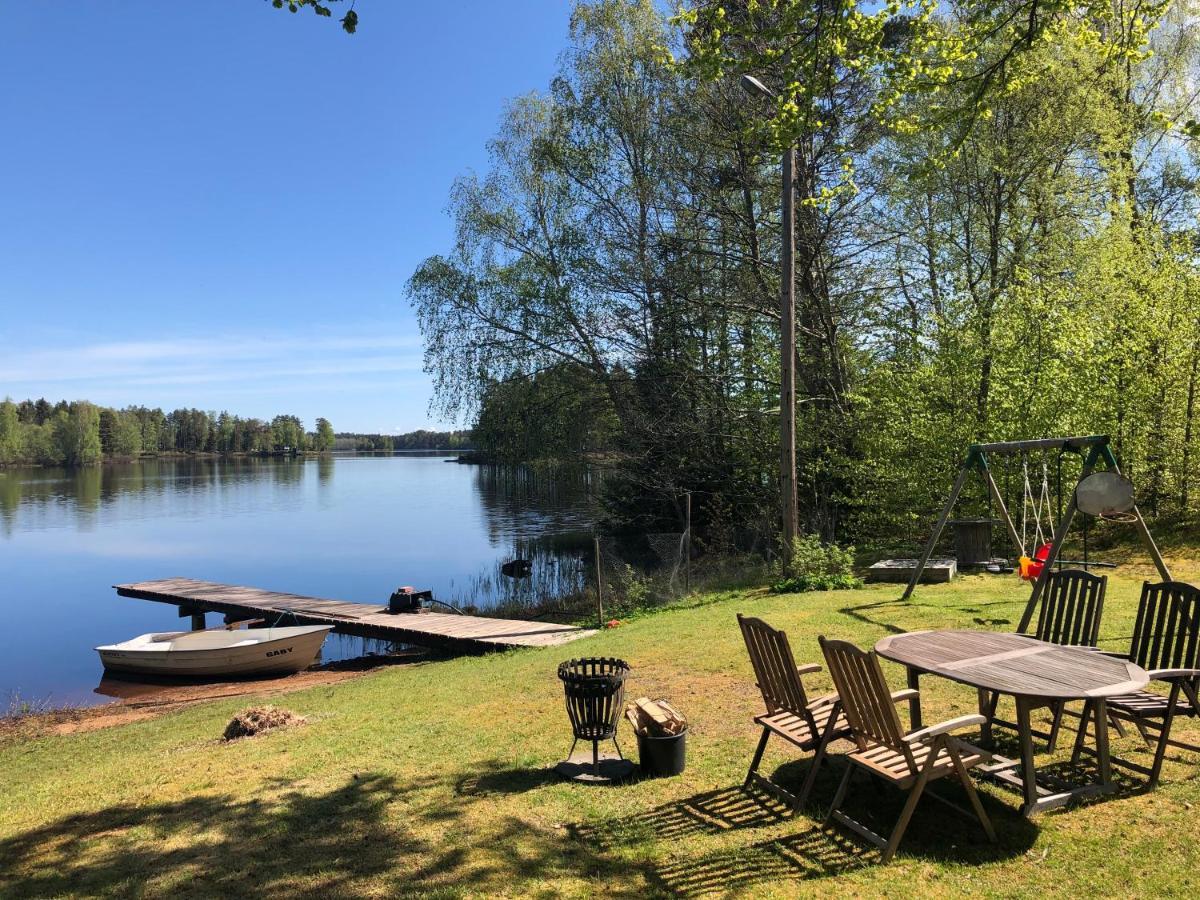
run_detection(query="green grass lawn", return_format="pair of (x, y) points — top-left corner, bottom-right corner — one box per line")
(3, 560), (1200, 898)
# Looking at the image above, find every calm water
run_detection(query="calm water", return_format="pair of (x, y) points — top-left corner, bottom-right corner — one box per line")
(0, 455), (595, 706)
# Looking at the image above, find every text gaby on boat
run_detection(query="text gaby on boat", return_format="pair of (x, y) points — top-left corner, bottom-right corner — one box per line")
(95, 625), (333, 677)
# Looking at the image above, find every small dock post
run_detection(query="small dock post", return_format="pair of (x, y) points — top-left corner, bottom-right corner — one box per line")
(179, 604), (206, 630)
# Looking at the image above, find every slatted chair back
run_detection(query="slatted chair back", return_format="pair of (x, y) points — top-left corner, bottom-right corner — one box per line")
(1129, 581), (1200, 672)
(1032, 568), (1107, 647)
(738, 614), (810, 716)
(819, 637), (908, 756)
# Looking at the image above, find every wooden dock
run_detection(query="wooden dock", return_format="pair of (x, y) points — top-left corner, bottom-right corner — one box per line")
(114, 578), (596, 653)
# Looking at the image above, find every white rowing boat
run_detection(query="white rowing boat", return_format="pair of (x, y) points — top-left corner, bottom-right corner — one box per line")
(96, 625), (333, 677)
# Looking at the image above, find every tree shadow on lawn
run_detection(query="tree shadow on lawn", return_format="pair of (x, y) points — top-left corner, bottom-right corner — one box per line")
(0, 769), (646, 898)
(0, 773), (413, 898)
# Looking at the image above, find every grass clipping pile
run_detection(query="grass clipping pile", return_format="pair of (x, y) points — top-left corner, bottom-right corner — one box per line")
(223, 705), (305, 741)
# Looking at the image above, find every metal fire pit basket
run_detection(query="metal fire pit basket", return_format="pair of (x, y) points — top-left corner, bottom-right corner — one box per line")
(556, 657), (634, 783)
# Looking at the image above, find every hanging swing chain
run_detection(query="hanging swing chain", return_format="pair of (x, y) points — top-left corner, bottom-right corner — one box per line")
(1040, 461), (1056, 540)
(1020, 456), (1056, 553)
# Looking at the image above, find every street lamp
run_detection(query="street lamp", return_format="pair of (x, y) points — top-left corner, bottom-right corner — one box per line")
(740, 74), (799, 570)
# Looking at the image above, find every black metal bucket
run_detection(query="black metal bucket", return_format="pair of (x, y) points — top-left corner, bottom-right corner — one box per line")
(637, 727), (687, 777)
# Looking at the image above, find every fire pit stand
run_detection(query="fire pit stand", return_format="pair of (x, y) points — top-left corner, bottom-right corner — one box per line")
(555, 657), (635, 783)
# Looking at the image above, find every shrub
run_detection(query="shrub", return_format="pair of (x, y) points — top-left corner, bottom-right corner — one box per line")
(770, 535), (862, 594)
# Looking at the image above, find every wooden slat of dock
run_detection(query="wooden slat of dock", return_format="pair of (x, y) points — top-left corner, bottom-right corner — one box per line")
(114, 578), (596, 653)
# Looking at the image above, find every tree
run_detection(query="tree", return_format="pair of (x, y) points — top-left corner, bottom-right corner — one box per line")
(408, 0), (1200, 554)
(270, 415), (307, 452)
(678, 0), (1173, 188)
(52, 402), (102, 467)
(0, 398), (19, 463)
(314, 417), (336, 453)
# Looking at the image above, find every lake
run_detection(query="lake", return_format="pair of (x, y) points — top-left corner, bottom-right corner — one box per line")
(0, 455), (595, 707)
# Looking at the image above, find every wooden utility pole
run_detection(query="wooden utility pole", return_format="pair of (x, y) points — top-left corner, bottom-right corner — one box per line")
(593, 535), (604, 627)
(780, 146), (799, 569)
(739, 75), (799, 571)
(684, 492), (692, 593)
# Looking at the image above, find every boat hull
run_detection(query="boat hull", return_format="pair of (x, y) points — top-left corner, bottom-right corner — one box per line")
(96, 625), (332, 678)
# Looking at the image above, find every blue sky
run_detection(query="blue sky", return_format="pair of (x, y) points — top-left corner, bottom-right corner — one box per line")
(0, 1), (573, 433)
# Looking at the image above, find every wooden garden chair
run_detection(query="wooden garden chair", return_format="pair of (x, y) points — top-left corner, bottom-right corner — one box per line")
(737, 614), (851, 812)
(1072, 580), (1200, 789)
(819, 636), (996, 864)
(988, 568), (1109, 750)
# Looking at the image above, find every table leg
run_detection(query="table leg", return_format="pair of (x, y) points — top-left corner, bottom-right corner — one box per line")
(907, 667), (922, 730)
(1094, 698), (1112, 787)
(977, 688), (994, 748)
(1016, 695), (1038, 814)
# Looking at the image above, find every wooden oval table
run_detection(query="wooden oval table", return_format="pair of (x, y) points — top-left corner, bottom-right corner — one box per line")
(875, 630), (1148, 816)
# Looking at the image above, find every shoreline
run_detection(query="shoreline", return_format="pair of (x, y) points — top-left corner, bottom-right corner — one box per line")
(0, 449), (481, 470)
(0, 450), (332, 470)
(0, 648), (433, 742)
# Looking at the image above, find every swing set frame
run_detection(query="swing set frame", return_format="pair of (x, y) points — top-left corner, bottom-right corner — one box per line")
(900, 434), (1172, 635)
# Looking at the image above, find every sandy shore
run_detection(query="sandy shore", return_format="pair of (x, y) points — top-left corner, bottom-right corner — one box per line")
(1, 649), (433, 741)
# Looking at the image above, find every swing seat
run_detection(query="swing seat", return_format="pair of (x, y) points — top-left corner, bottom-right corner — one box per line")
(1019, 543), (1053, 581)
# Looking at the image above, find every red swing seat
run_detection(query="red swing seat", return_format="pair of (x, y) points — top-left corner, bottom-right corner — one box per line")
(1018, 542), (1053, 581)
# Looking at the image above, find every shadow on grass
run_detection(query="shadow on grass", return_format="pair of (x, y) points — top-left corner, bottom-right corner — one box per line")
(455, 760), (560, 797)
(0, 769), (647, 898)
(836, 598), (908, 635)
(572, 757), (1038, 896)
(839, 592), (1031, 637)
(0, 773), (415, 898)
(649, 826), (873, 896)
(770, 756), (1039, 862)
(571, 784), (794, 851)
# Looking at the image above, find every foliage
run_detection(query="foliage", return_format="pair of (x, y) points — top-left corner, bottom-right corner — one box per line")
(411, 0), (1200, 558)
(770, 533), (861, 592)
(472, 366), (618, 463)
(334, 430), (474, 451)
(268, 0), (357, 34)
(676, 0), (1173, 198)
(0, 397), (332, 467)
(51, 402), (101, 467)
(313, 418), (336, 453)
(769, 573), (863, 593)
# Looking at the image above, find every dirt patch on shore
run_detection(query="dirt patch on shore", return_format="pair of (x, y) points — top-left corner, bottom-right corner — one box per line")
(0, 650), (433, 742)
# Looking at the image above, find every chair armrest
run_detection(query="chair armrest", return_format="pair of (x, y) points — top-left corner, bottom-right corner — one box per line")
(1147, 668), (1200, 681)
(807, 692), (838, 708)
(890, 689), (919, 704)
(904, 714), (986, 744)
(796, 663), (821, 677)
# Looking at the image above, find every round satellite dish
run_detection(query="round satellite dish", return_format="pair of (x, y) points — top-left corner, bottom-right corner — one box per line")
(1075, 471), (1135, 518)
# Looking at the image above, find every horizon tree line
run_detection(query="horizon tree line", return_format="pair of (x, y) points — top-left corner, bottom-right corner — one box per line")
(0, 398), (337, 466)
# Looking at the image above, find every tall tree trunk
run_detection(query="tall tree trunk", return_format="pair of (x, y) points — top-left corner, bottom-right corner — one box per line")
(1182, 335), (1200, 510)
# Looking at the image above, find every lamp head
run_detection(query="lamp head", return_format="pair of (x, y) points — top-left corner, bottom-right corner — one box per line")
(739, 74), (774, 99)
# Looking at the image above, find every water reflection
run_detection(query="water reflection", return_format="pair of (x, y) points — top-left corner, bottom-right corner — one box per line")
(0, 455), (596, 704)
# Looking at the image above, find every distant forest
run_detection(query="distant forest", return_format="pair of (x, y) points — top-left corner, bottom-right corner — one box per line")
(334, 430), (473, 451)
(0, 397), (334, 466)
